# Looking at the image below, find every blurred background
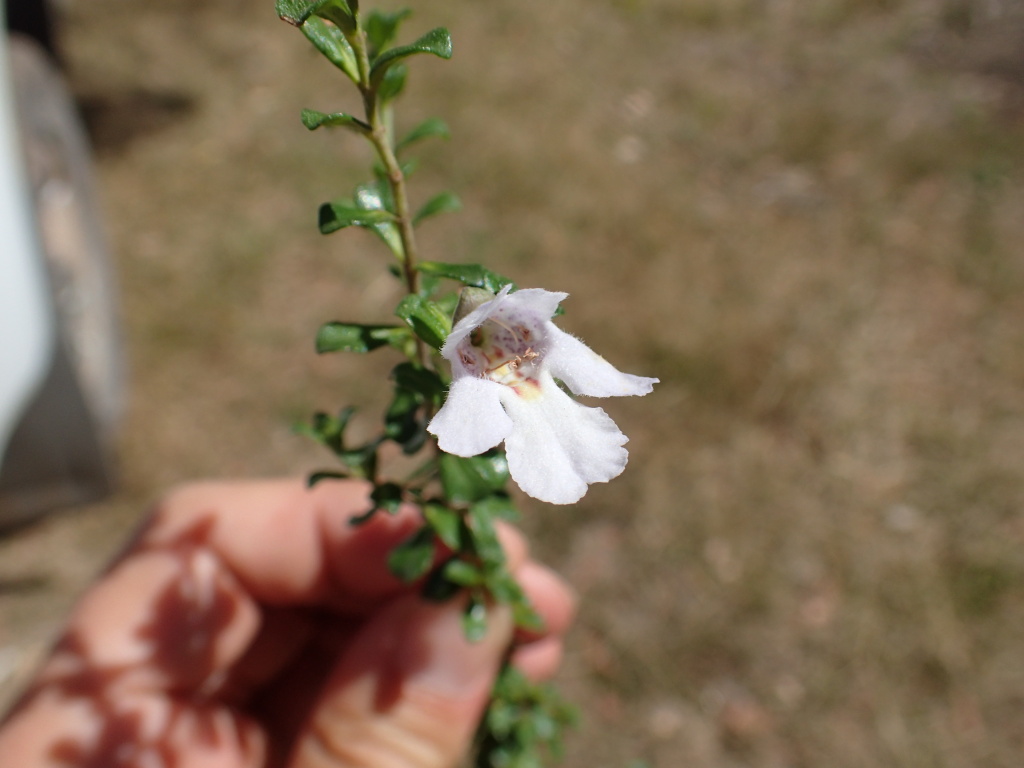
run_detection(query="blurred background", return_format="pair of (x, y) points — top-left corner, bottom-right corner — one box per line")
(3, 0), (1024, 765)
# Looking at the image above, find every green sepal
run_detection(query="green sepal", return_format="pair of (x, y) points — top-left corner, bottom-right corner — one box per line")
(318, 201), (397, 235)
(365, 8), (412, 57)
(397, 117), (450, 152)
(438, 452), (510, 504)
(299, 16), (359, 81)
(394, 295), (451, 349)
(462, 594), (488, 642)
(300, 108), (369, 133)
(370, 27), (453, 85)
(387, 524), (436, 582)
(316, 322), (411, 354)
(416, 261), (515, 293)
(423, 502), (464, 550)
(414, 191), (461, 224)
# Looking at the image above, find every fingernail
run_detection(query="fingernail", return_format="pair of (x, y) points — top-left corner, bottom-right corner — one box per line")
(401, 599), (512, 698)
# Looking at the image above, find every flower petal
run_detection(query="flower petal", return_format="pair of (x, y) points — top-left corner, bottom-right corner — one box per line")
(497, 287), (566, 320)
(546, 325), (658, 397)
(440, 285), (513, 359)
(427, 377), (513, 456)
(499, 372), (629, 504)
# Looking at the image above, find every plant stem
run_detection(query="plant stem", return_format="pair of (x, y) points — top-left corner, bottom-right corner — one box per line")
(350, 24), (427, 367)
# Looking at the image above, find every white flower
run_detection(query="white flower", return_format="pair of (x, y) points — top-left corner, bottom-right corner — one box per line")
(427, 285), (658, 504)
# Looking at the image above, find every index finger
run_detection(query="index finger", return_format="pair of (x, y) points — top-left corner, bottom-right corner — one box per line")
(138, 478), (425, 611)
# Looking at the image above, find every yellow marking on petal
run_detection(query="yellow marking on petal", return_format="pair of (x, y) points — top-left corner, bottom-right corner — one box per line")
(512, 379), (543, 400)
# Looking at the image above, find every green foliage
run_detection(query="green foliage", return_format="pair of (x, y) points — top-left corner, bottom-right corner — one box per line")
(295, 408), (379, 478)
(365, 8), (412, 57)
(316, 322), (412, 354)
(370, 481), (405, 514)
(377, 63), (409, 103)
(423, 502), (464, 549)
(301, 108), (369, 133)
(415, 191), (462, 224)
(388, 525), (437, 581)
(277, 4), (574, 764)
(318, 201), (397, 234)
(417, 261), (515, 293)
(462, 594), (489, 642)
(438, 452), (511, 504)
(398, 117), (451, 151)
(276, 0), (355, 32)
(370, 27), (453, 86)
(394, 294), (451, 349)
(299, 16), (358, 81)
(385, 363), (443, 453)
(475, 666), (578, 768)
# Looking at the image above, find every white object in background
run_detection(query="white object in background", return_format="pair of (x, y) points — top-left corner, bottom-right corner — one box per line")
(0, 20), (56, 466)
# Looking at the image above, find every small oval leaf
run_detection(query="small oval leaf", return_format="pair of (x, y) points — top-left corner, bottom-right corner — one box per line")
(370, 27), (453, 84)
(397, 117), (451, 152)
(414, 191), (461, 224)
(416, 261), (514, 293)
(319, 202), (397, 234)
(299, 16), (359, 81)
(301, 108), (369, 132)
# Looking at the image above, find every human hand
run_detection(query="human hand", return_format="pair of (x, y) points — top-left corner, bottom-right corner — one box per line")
(0, 479), (575, 767)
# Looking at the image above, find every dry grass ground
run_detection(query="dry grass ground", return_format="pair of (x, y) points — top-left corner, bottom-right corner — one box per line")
(2, 0), (1024, 766)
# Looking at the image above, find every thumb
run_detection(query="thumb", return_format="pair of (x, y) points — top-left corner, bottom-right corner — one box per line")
(288, 594), (513, 768)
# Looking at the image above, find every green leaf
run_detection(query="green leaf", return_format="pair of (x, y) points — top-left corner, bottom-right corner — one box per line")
(462, 594), (488, 642)
(471, 494), (520, 523)
(307, 470), (349, 486)
(370, 27), (453, 85)
(276, 0), (353, 31)
(275, 0), (320, 25)
(300, 108), (369, 133)
(384, 387), (425, 451)
(397, 117), (450, 152)
(318, 202), (397, 234)
(388, 525), (436, 582)
(423, 502), (464, 550)
(354, 180), (404, 257)
(316, 322), (410, 354)
(422, 559), (463, 601)
(365, 8), (412, 57)
(416, 261), (515, 293)
(414, 191), (461, 224)
(444, 559), (484, 587)
(438, 452), (510, 504)
(392, 362), (445, 403)
(371, 482), (405, 515)
(299, 16), (359, 81)
(394, 294), (451, 349)
(377, 62), (408, 103)
(467, 501), (506, 567)
(294, 408), (380, 478)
